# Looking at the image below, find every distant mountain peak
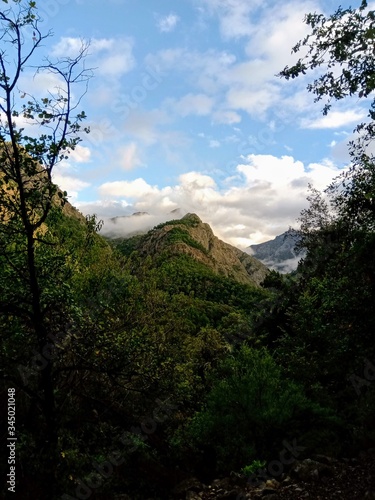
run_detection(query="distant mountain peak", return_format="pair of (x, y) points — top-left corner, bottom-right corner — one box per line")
(182, 213), (202, 223)
(132, 211), (149, 217)
(120, 215), (269, 286)
(110, 211), (150, 223)
(169, 208), (183, 215)
(248, 230), (304, 273)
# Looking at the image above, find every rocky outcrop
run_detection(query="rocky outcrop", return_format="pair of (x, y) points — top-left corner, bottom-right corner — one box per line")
(170, 451), (375, 500)
(137, 213), (269, 286)
(248, 231), (304, 273)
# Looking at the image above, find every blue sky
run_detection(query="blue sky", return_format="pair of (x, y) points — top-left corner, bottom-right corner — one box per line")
(25, 0), (371, 246)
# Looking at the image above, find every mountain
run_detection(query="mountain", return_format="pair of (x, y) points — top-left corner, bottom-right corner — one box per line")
(109, 211), (150, 223)
(0, 167), (85, 225)
(102, 209), (186, 239)
(248, 230), (304, 273)
(114, 213), (269, 286)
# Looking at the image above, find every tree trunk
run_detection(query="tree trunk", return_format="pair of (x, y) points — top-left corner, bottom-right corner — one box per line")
(27, 231), (58, 497)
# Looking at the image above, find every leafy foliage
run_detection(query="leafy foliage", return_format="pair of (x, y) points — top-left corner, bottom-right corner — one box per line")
(3, 1), (375, 498)
(271, 0), (375, 459)
(166, 226), (209, 254)
(153, 214), (201, 230)
(279, 1), (374, 113)
(240, 460), (266, 477)
(183, 346), (323, 472)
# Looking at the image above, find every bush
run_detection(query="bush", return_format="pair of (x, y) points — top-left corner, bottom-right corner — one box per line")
(184, 346), (311, 472)
(240, 459), (267, 477)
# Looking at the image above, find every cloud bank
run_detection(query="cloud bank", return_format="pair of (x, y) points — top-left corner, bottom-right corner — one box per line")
(74, 153), (346, 248)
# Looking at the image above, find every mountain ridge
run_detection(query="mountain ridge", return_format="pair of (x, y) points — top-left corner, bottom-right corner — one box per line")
(114, 213), (269, 286)
(248, 230), (304, 273)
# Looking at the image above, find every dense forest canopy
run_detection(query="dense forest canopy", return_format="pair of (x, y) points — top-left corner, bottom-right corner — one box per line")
(0, 1), (375, 499)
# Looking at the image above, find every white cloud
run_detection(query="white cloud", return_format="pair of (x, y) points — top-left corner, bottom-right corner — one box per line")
(226, 84), (280, 117)
(51, 37), (135, 79)
(244, 1), (317, 62)
(103, 213), (178, 237)
(51, 37), (86, 58)
(218, 1), (318, 118)
(52, 37), (120, 57)
(200, 0), (263, 39)
(52, 173), (90, 202)
(19, 71), (65, 97)
(157, 13), (180, 33)
(120, 109), (190, 166)
(302, 110), (367, 129)
(68, 145), (91, 163)
(85, 154), (346, 247)
(212, 110), (242, 124)
(77, 200), (131, 218)
(180, 171), (217, 189)
(52, 148), (92, 201)
(209, 140), (220, 148)
(119, 143), (143, 171)
(99, 178), (160, 198)
(146, 2), (320, 121)
(281, 89), (316, 116)
(168, 93), (215, 117)
(122, 109), (172, 145)
(95, 39), (135, 78)
(146, 48), (237, 94)
(146, 48), (185, 71)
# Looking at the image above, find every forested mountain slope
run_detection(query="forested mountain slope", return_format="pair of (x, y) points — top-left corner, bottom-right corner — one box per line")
(2, 1), (375, 499)
(112, 213), (269, 286)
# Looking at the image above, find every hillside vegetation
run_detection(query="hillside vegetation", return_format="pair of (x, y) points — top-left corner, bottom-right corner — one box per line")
(113, 213), (269, 286)
(2, 197), (375, 499)
(1, 1), (375, 499)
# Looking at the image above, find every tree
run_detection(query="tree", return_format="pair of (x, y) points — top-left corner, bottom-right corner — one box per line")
(279, 1), (374, 117)
(277, 0), (375, 258)
(0, 1), (92, 495)
(275, 0), (375, 455)
(280, 1), (374, 165)
(184, 346), (311, 473)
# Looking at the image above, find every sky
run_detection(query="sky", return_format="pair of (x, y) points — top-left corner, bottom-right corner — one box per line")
(15, 0), (373, 247)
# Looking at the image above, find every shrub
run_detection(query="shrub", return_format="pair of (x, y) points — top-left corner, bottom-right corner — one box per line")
(185, 346), (311, 472)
